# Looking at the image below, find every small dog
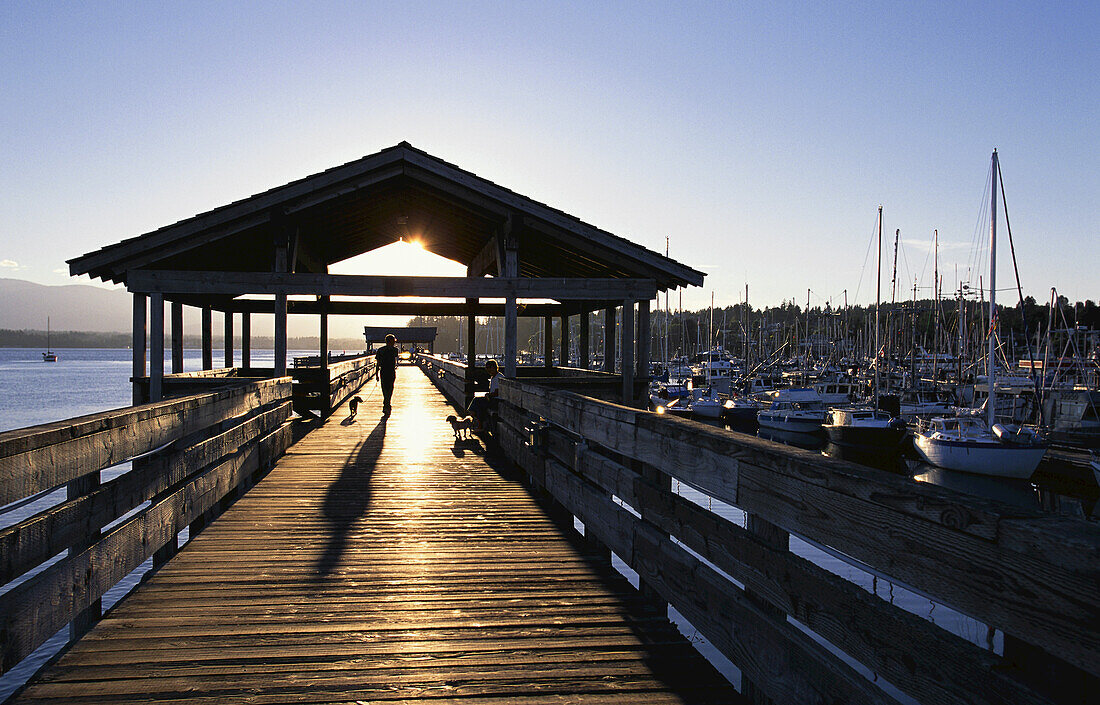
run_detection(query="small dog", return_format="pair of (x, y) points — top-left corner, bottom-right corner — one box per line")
(446, 414), (477, 440)
(348, 396), (363, 416)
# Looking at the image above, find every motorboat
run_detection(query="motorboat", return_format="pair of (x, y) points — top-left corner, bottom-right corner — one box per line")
(689, 387), (727, 420)
(823, 407), (907, 451)
(757, 388), (825, 434)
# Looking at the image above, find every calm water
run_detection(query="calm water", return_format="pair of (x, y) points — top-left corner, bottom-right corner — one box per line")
(0, 350), (1032, 703)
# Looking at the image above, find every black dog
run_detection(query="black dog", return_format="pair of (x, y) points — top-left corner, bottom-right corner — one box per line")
(348, 396), (363, 416)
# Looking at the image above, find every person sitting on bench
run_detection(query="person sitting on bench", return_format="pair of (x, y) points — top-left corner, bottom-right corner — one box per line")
(467, 359), (502, 430)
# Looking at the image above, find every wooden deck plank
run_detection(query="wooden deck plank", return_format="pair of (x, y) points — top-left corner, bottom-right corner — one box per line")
(12, 367), (741, 704)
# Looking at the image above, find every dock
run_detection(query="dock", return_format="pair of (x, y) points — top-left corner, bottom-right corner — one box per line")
(7, 367), (737, 704)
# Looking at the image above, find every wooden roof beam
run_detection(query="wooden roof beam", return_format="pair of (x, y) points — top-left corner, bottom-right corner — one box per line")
(126, 270), (657, 301)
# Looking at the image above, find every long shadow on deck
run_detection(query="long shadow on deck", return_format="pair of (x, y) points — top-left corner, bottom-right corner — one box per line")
(314, 419), (387, 579)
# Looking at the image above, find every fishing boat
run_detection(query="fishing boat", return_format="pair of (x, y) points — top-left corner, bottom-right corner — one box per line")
(42, 317), (57, 362)
(912, 150), (1047, 478)
(757, 387), (826, 434)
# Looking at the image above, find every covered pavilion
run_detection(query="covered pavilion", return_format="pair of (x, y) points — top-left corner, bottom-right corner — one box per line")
(68, 142), (704, 406)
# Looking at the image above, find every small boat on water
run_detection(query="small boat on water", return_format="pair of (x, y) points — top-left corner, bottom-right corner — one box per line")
(913, 416), (1047, 479)
(911, 150), (1047, 479)
(42, 317), (57, 362)
(688, 387), (728, 420)
(823, 407), (907, 451)
(757, 388), (825, 434)
(721, 393), (767, 427)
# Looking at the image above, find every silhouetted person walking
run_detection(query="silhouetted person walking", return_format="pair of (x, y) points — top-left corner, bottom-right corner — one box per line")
(375, 334), (399, 417)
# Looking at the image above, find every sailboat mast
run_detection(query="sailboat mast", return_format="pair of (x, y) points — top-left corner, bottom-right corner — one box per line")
(988, 149), (999, 427)
(874, 206), (882, 409)
(933, 230), (939, 383)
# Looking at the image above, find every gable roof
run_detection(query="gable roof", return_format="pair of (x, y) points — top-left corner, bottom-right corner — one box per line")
(68, 142), (704, 291)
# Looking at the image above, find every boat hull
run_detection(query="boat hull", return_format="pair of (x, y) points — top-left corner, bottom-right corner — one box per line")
(758, 413), (822, 434)
(823, 425), (907, 452)
(912, 435), (1046, 478)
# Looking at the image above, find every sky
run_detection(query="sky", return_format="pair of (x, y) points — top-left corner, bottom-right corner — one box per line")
(1, 1), (1097, 318)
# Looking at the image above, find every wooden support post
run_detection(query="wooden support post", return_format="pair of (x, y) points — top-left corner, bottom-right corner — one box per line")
(274, 226), (289, 377)
(603, 307), (616, 372)
(560, 314), (570, 367)
(579, 311), (590, 369)
(149, 293), (164, 403)
(637, 298), (651, 378)
(466, 297), (477, 405)
(320, 295), (330, 416)
(503, 231), (518, 378)
(621, 300), (635, 404)
(223, 311), (233, 368)
(132, 294), (146, 406)
(170, 301), (183, 374)
(544, 316), (554, 369)
(638, 462), (671, 609)
(152, 532), (178, 568)
(505, 299), (518, 378)
(201, 306), (213, 370)
(68, 471), (102, 639)
(241, 312), (251, 369)
(274, 294), (288, 377)
(742, 514), (789, 705)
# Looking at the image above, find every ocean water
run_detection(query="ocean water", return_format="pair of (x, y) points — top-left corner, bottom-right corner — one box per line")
(1, 349), (1005, 704)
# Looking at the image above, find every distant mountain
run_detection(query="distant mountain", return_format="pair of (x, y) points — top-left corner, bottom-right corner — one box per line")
(0, 278), (384, 339)
(0, 278), (132, 332)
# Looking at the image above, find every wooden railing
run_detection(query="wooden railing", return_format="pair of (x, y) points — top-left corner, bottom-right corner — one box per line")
(489, 379), (1100, 705)
(133, 367), (276, 403)
(417, 354), (648, 407)
(0, 378), (294, 675)
(291, 355), (376, 418)
(418, 355), (469, 405)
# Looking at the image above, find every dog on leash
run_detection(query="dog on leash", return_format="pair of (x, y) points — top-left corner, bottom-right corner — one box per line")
(348, 396), (363, 416)
(446, 414), (478, 440)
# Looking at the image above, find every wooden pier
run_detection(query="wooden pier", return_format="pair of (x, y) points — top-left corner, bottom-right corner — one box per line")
(3, 367), (738, 704)
(9, 142), (1093, 703)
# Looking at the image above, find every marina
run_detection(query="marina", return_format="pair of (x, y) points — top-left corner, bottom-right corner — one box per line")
(1, 140), (1097, 705)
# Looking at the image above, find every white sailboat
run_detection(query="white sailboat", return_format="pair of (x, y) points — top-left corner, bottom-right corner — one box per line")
(690, 293), (726, 419)
(913, 151), (1047, 478)
(42, 316), (57, 362)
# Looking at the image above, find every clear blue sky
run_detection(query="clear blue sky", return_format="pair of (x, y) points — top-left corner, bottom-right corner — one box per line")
(2, 1), (1096, 313)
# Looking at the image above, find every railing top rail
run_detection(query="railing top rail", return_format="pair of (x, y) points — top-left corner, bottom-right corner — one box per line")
(0, 377), (292, 505)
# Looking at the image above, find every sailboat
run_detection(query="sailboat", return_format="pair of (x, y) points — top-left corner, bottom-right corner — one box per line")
(42, 317), (58, 362)
(823, 206), (907, 450)
(691, 293), (727, 419)
(912, 150), (1046, 478)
